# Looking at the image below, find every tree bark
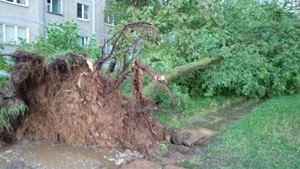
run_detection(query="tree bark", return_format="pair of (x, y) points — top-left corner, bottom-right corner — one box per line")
(143, 57), (218, 98)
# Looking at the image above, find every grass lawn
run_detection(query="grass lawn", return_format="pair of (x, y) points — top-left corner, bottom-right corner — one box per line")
(192, 95), (300, 169)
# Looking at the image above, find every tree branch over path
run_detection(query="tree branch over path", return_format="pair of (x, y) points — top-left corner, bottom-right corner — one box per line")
(143, 43), (238, 98)
(135, 59), (173, 99)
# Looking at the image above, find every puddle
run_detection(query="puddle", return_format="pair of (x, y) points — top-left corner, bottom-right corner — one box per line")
(0, 140), (142, 169)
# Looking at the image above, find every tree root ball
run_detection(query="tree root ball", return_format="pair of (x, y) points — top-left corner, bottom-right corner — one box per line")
(1, 52), (165, 155)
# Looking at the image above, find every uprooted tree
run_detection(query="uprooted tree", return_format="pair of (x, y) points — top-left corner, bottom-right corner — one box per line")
(1, 0), (300, 154)
(0, 22), (175, 154)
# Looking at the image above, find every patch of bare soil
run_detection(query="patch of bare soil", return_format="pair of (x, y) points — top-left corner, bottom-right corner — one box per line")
(0, 51), (165, 155)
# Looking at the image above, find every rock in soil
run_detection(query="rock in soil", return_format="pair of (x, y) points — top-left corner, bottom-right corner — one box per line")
(182, 131), (205, 147)
(176, 145), (193, 154)
(170, 128), (217, 147)
(170, 130), (191, 145)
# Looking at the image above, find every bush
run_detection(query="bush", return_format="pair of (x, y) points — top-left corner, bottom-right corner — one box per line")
(18, 21), (103, 62)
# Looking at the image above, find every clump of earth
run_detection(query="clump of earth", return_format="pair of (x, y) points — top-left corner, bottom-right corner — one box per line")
(0, 51), (165, 155)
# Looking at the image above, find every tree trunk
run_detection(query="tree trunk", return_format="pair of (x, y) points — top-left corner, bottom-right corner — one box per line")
(143, 43), (237, 98)
(143, 57), (218, 98)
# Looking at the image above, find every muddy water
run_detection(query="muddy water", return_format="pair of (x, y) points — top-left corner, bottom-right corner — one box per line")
(0, 140), (142, 169)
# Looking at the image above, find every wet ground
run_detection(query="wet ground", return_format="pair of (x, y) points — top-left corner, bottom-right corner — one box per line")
(0, 140), (142, 169)
(183, 99), (265, 131)
(0, 100), (264, 169)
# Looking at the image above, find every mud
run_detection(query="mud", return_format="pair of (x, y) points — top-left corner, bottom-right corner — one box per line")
(0, 51), (164, 154)
(0, 140), (131, 169)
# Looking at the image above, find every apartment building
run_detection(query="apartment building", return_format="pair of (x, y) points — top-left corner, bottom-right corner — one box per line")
(0, 0), (113, 53)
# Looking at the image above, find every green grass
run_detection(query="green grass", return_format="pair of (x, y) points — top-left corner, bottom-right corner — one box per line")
(198, 95), (300, 169)
(0, 102), (27, 131)
(0, 77), (8, 88)
(153, 96), (245, 128)
(0, 55), (10, 88)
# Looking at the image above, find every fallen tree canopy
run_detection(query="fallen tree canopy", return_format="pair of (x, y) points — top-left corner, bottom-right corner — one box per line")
(0, 51), (168, 154)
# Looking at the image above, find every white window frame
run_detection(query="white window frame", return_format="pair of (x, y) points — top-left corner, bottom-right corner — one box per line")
(77, 36), (90, 46)
(1, 0), (28, 6)
(0, 26), (3, 43)
(47, 0), (63, 15)
(104, 15), (115, 26)
(0, 23), (29, 45)
(77, 3), (89, 21)
(104, 38), (112, 54)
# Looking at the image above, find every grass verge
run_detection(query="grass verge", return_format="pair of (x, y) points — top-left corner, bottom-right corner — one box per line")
(194, 95), (300, 169)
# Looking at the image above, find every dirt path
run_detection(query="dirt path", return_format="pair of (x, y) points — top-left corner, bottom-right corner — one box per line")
(149, 99), (265, 168)
(182, 99), (265, 131)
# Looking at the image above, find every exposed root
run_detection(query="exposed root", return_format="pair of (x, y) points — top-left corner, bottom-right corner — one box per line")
(0, 22), (172, 155)
(0, 51), (168, 155)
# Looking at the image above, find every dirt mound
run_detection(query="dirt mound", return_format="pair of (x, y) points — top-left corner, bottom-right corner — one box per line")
(1, 51), (165, 154)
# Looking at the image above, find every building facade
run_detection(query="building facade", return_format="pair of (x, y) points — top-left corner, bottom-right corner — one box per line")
(0, 0), (113, 53)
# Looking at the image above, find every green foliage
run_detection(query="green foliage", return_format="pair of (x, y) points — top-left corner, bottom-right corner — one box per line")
(43, 21), (80, 54)
(202, 95), (300, 168)
(107, 0), (300, 98)
(154, 83), (190, 110)
(19, 21), (80, 59)
(198, 1), (300, 98)
(0, 45), (3, 53)
(18, 21), (102, 61)
(158, 143), (168, 157)
(80, 36), (102, 61)
(0, 102), (27, 131)
(0, 45), (10, 87)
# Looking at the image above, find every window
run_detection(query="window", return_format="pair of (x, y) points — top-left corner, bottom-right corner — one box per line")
(77, 3), (89, 20)
(104, 15), (114, 25)
(0, 24), (29, 44)
(2, 0), (27, 5)
(0, 26), (3, 43)
(104, 39), (112, 53)
(77, 36), (89, 46)
(47, 0), (62, 14)
(6, 25), (15, 43)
